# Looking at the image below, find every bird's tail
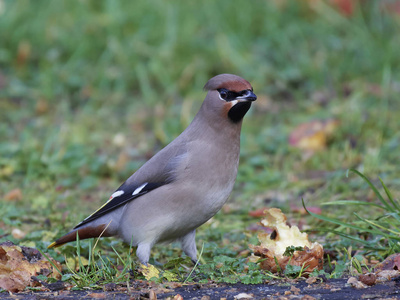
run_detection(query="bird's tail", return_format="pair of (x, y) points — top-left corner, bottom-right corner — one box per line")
(48, 224), (112, 248)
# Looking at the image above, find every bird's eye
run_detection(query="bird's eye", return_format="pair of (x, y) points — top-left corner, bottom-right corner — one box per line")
(218, 89), (229, 100)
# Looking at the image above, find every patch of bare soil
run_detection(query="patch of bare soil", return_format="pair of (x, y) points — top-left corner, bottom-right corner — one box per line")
(0, 277), (399, 300)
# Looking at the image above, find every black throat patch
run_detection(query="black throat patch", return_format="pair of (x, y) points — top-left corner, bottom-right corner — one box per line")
(228, 102), (252, 123)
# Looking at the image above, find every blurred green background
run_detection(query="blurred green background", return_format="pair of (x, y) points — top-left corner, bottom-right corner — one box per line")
(0, 0), (399, 263)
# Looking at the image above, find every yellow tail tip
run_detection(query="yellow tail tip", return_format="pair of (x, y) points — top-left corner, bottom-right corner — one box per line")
(47, 242), (57, 249)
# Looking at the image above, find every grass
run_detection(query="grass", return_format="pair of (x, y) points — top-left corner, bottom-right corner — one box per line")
(306, 169), (400, 258)
(1, 0), (400, 288)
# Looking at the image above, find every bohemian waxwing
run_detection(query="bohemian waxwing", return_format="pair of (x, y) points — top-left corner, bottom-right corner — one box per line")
(48, 74), (257, 265)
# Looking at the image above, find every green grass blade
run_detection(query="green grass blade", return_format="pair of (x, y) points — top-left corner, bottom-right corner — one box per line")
(350, 169), (394, 212)
(184, 243), (204, 284)
(302, 198), (383, 235)
(379, 177), (400, 211)
(308, 228), (385, 249)
(321, 200), (385, 209)
(353, 213), (400, 238)
(386, 213), (400, 223)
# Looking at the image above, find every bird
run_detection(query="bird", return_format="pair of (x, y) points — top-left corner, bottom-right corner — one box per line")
(48, 74), (257, 265)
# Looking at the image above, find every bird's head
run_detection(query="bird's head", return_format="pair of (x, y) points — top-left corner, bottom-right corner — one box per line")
(203, 74), (256, 124)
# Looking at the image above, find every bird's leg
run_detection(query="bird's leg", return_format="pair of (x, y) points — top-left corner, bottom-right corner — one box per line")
(180, 230), (198, 264)
(136, 242), (152, 266)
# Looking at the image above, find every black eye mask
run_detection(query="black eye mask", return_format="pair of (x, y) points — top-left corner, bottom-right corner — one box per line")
(217, 88), (249, 101)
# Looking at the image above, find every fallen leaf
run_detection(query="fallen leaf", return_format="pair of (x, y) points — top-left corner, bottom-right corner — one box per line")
(149, 290), (157, 300)
(248, 208), (269, 218)
(306, 277), (317, 284)
(290, 285), (300, 294)
(0, 241), (61, 292)
(87, 292), (106, 298)
(289, 119), (339, 152)
(66, 255), (89, 271)
(358, 273), (376, 286)
(346, 277), (368, 289)
(234, 293), (254, 299)
(4, 188), (23, 202)
(35, 99), (49, 114)
(330, 0), (355, 16)
(302, 295), (316, 300)
(112, 133), (127, 147)
(374, 253), (400, 272)
(140, 264), (160, 280)
(166, 282), (182, 289)
(11, 228), (26, 239)
(0, 165), (14, 177)
(16, 40), (31, 66)
(376, 270), (400, 283)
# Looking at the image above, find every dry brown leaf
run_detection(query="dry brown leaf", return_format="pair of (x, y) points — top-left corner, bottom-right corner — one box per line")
(305, 277), (317, 284)
(35, 99), (49, 114)
(302, 295), (317, 300)
(4, 188), (23, 202)
(0, 241), (61, 292)
(290, 285), (300, 294)
(376, 270), (400, 283)
(289, 119), (339, 152)
(248, 208), (269, 218)
(358, 273), (376, 286)
(149, 290), (157, 300)
(234, 293), (254, 299)
(374, 253), (400, 272)
(249, 208), (323, 275)
(346, 277), (368, 289)
(330, 0), (356, 16)
(16, 41), (31, 66)
(87, 292), (106, 298)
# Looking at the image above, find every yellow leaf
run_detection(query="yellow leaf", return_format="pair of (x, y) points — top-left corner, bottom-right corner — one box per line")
(140, 264), (160, 280)
(66, 256), (89, 271)
(163, 270), (178, 281)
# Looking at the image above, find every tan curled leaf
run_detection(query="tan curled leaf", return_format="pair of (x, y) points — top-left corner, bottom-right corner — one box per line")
(0, 241), (61, 292)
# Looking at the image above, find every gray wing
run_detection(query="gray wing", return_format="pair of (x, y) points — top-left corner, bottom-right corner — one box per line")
(74, 141), (188, 229)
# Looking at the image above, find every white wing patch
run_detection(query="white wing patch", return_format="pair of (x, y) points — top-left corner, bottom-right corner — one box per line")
(76, 183), (151, 228)
(111, 190), (125, 199)
(82, 190), (125, 222)
(132, 183), (147, 196)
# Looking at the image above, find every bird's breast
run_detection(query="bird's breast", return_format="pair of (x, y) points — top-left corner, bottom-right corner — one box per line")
(177, 139), (240, 214)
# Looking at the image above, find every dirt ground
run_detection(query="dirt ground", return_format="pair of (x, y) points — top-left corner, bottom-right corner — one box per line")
(1, 277), (399, 299)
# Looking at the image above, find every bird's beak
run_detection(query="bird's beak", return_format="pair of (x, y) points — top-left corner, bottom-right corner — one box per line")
(236, 90), (257, 102)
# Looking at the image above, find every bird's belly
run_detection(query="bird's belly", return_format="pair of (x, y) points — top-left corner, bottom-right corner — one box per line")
(118, 179), (234, 246)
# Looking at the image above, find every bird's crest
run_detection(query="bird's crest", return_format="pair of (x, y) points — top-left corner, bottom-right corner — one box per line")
(204, 74), (252, 93)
